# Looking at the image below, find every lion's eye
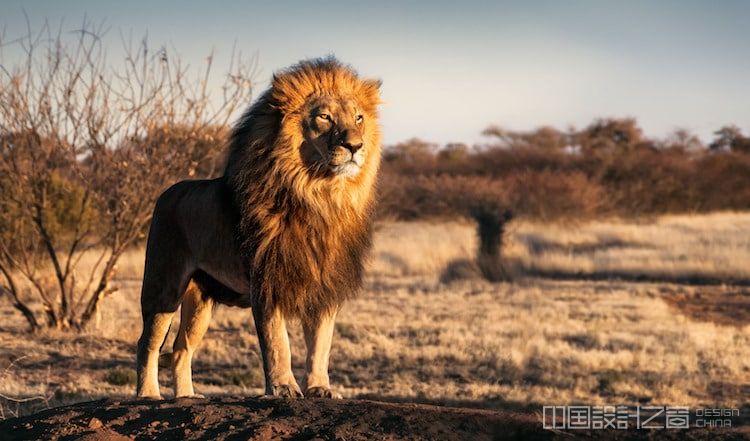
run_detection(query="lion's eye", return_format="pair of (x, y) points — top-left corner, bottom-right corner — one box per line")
(317, 113), (331, 121)
(355, 114), (364, 124)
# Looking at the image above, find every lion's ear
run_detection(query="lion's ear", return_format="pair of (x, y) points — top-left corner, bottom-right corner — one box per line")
(270, 72), (305, 112)
(360, 79), (382, 110)
(271, 73), (286, 108)
(271, 73), (291, 92)
(364, 78), (382, 91)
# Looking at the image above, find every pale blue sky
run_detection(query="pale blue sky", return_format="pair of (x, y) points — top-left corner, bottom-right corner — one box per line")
(2, 1), (749, 145)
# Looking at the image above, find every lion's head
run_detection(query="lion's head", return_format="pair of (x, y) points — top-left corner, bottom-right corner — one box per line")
(226, 57), (381, 208)
(223, 57), (382, 318)
(269, 58), (381, 187)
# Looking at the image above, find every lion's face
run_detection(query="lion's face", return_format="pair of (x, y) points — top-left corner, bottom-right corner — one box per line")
(300, 95), (371, 178)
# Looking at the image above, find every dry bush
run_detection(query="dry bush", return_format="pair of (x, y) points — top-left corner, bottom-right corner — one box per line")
(709, 125), (750, 153)
(0, 19), (254, 331)
(378, 174), (518, 282)
(470, 204), (513, 282)
(378, 121), (750, 222)
(693, 152), (750, 211)
(575, 117), (645, 153)
(379, 169), (602, 222)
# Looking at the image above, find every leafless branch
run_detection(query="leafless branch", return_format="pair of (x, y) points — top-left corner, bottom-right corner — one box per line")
(0, 18), (255, 331)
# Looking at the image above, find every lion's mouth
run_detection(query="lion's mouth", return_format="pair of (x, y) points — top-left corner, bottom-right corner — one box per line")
(329, 145), (364, 177)
(330, 160), (361, 177)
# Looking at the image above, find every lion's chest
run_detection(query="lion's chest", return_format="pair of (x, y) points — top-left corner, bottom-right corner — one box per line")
(250, 210), (370, 308)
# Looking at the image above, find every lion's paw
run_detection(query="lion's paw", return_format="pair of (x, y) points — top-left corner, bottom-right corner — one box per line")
(271, 384), (303, 398)
(305, 386), (342, 399)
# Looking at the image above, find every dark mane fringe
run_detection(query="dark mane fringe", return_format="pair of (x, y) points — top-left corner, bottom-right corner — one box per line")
(222, 57), (381, 321)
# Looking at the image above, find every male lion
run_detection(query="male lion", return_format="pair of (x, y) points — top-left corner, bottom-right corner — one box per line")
(136, 57), (381, 399)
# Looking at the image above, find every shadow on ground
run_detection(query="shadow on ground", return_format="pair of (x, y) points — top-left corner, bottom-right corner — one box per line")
(660, 287), (750, 327)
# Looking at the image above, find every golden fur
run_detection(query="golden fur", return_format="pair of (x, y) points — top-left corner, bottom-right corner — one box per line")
(136, 57), (382, 399)
(224, 57), (382, 320)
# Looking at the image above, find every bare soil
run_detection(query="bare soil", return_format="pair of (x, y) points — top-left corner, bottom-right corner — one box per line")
(1, 396), (747, 441)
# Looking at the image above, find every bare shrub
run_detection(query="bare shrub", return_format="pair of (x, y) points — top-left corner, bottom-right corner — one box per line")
(385, 176), (516, 283)
(0, 19), (254, 331)
(470, 203), (513, 282)
(438, 202), (513, 283)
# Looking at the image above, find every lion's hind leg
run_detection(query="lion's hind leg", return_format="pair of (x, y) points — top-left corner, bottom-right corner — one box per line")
(136, 255), (192, 399)
(136, 309), (176, 399)
(172, 281), (213, 398)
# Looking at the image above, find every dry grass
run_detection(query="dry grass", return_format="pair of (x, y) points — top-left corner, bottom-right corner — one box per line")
(1, 212), (749, 418)
(369, 221), (476, 279)
(510, 211), (750, 282)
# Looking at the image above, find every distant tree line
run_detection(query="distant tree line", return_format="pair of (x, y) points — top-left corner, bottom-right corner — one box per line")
(378, 119), (750, 220)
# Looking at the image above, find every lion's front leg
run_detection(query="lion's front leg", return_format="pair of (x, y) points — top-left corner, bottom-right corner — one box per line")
(302, 308), (341, 399)
(251, 302), (303, 398)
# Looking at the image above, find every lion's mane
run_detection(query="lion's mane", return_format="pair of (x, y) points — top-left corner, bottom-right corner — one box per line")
(223, 57), (381, 320)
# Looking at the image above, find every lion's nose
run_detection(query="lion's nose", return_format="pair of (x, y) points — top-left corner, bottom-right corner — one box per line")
(339, 130), (363, 154)
(342, 140), (363, 154)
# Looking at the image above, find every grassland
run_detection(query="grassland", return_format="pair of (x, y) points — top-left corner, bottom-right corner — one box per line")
(1, 212), (749, 419)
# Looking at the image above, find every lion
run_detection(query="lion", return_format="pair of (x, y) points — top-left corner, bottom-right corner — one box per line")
(135, 57), (382, 399)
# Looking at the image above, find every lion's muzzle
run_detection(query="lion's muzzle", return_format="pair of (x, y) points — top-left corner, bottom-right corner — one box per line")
(330, 143), (365, 177)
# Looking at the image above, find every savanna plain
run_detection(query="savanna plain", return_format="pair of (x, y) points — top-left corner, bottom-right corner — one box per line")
(1, 212), (749, 421)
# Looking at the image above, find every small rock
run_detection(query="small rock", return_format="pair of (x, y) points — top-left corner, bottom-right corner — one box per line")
(88, 418), (103, 429)
(148, 421), (160, 427)
(228, 425), (235, 430)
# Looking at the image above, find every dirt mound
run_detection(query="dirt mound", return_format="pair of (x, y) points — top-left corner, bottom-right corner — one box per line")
(0, 397), (746, 441)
